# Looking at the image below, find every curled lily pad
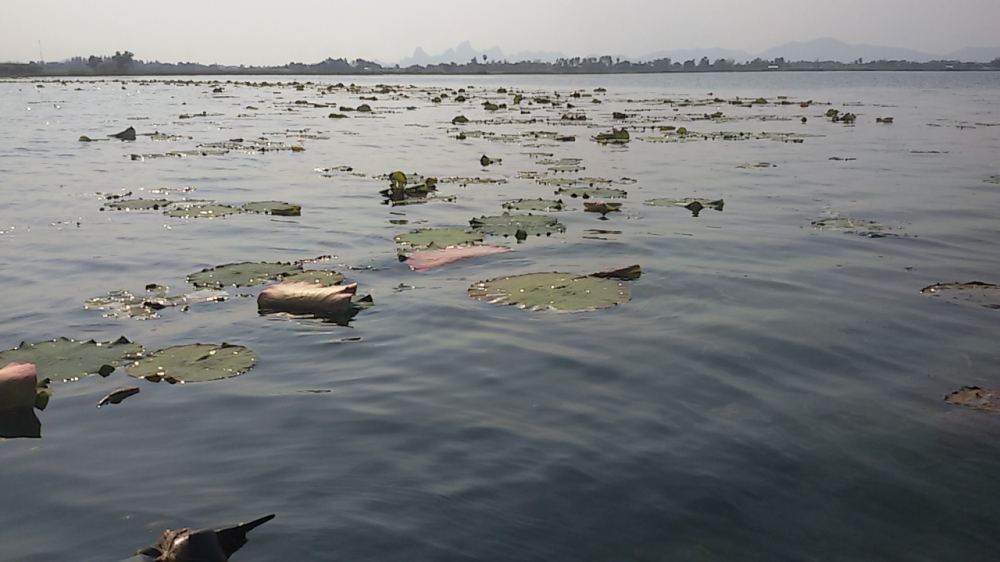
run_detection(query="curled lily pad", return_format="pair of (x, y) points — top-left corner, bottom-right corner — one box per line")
(469, 213), (565, 238)
(164, 204), (243, 219)
(945, 386), (1000, 412)
(105, 199), (173, 211)
(556, 187), (627, 199)
(394, 228), (483, 251)
(127, 343), (256, 383)
(469, 272), (630, 312)
(241, 201), (302, 216)
(503, 199), (564, 212)
(920, 282), (1000, 310)
(188, 262), (302, 289)
(406, 245), (511, 271)
(0, 337), (143, 383)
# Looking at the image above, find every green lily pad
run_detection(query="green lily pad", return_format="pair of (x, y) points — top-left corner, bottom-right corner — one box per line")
(106, 199), (173, 211)
(0, 337), (144, 383)
(469, 213), (565, 237)
(394, 228), (483, 251)
(188, 261), (302, 289)
(241, 201), (302, 216)
(556, 187), (627, 199)
(278, 270), (345, 287)
(594, 128), (630, 144)
(645, 198), (725, 214)
(164, 204), (243, 219)
(126, 343), (256, 383)
(468, 272), (630, 312)
(502, 198), (565, 212)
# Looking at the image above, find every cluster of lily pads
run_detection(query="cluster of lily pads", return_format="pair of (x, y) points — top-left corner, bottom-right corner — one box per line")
(101, 195), (301, 219)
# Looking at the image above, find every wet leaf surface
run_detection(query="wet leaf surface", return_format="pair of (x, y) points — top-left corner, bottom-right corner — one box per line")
(127, 343), (257, 383)
(188, 262), (302, 289)
(394, 228), (483, 252)
(469, 272), (631, 312)
(0, 337), (143, 383)
(469, 213), (565, 238)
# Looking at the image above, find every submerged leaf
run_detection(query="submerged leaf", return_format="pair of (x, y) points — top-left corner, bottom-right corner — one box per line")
(0, 337), (143, 383)
(127, 343), (257, 383)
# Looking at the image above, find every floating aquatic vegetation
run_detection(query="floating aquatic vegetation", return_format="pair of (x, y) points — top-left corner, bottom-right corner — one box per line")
(278, 270), (345, 286)
(945, 387), (1000, 412)
(452, 115), (469, 124)
(642, 130), (810, 144)
(811, 216), (899, 238)
(736, 162), (776, 169)
(876, 117), (894, 124)
(537, 157), (584, 172)
(480, 155), (500, 166)
(0, 337), (143, 383)
(394, 228), (483, 251)
(109, 126), (136, 141)
(135, 514), (274, 561)
(127, 343), (256, 383)
(468, 268), (637, 312)
(985, 175), (1000, 185)
(241, 201), (302, 216)
(594, 128), (630, 144)
(164, 203), (244, 219)
(503, 198), (565, 212)
(584, 201), (622, 218)
(105, 199), (173, 211)
(258, 282), (369, 323)
(920, 282), (1000, 310)
(437, 176), (507, 186)
(96, 387), (140, 408)
(187, 261), (302, 289)
(405, 245), (512, 272)
(469, 212), (565, 238)
(645, 198), (725, 217)
(556, 187), (627, 199)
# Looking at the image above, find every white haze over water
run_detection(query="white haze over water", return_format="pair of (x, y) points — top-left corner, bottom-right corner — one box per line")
(1, 0), (998, 65)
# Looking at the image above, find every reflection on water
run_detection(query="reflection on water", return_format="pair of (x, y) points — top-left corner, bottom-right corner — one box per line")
(1, 71), (1000, 561)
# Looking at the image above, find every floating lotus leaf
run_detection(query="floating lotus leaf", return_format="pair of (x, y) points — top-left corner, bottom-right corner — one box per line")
(278, 270), (345, 287)
(920, 282), (1000, 310)
(188, 261), (302, 289)
(811, 216), (897, 238)
(503, 198), (564, 212)
(241, 201), (301, 216)
(468, 272), (630, 312)
(164, 204), (243, 219)
(127, 343), (256, 383)
(584, 201), (622, 216)
(0, 337), (143, 383)
(556, 187), (627, 199)
(85, 289), (162, 320)
(106, 199), (173, 211)
(645, 198), (725, 217)
(394, 228), (483, 251)
(945, 386), (1000, 412)
(594, 128), (630, 144)
(469, 213), (565, 237)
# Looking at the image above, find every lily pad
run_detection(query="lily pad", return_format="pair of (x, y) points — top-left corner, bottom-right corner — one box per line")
(188, 261), (302, 289)
(594, 128), (630, 144)
(0, 337), (143, 383)
(645, 198), (725, 216)
(945, 386), (1000, 412)
(503, 198), (564, 212)
(278, 270), (345, 287)
(556, 187), (627, 199)
(164, 204), (243, 219)
(241, 201), (302, 216)
(106, 199), (173, 211)
(468, 272), (630, 312)
(394, 228), (483, 251)
(127, 343), (256, 383)
(469, 213), (565, 237)
(920, 282), (1000, 310)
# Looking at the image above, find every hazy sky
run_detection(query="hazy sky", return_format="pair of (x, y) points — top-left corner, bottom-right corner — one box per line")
(1, 0), (998, 64)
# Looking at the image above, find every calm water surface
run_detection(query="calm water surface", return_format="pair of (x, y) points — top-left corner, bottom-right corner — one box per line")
(1, 72), (1000, 561)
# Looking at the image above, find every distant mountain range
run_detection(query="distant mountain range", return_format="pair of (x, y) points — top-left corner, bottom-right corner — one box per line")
(396, 38), (1000, 66)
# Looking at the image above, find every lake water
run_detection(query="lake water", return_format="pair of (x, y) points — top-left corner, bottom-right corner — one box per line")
(1, 71), (1000, 561)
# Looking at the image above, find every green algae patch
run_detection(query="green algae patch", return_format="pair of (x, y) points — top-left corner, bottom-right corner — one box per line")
(127, 343), (256, 383)
(0, 337), (144, 383)
(468, 272), (631, 312)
